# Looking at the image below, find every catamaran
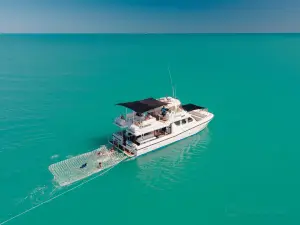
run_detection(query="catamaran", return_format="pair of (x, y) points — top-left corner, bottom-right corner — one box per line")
(111, 96), (214, 157)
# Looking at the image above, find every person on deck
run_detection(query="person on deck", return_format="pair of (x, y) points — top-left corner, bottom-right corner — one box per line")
(80, 163), (87, 169)
(109, 147), (115, 155)
(145, 113), (151, 120)
(161, 106), (167, 116)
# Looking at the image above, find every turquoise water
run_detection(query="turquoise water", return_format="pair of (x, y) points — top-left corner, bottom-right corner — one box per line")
(0, 34), (300, 225)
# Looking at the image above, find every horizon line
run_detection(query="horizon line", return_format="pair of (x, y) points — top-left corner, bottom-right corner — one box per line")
(1, 32), (300, 35)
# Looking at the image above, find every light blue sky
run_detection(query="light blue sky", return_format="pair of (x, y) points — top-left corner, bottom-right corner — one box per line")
(0, 0), (299, 33)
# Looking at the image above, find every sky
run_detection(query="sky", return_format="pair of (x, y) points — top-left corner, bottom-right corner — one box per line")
(0, 0), (299, 33)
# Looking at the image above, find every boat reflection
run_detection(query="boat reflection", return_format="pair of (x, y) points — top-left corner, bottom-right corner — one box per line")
(135, 128), (212, 190)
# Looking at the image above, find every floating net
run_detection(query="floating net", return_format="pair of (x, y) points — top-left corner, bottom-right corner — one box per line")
(49, 146), (127, 186)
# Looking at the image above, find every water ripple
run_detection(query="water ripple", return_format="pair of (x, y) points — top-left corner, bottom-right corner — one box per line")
(50, 154), (59, 160)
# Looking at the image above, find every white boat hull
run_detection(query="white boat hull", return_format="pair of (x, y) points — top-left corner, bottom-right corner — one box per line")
(136, 120), (210, 157)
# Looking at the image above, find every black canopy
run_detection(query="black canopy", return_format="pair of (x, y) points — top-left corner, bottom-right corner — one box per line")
(116, 97), (168, 113)
(182, 104), (206, 112)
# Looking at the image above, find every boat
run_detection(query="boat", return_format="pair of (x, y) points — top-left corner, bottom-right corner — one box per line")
(49, 96), (214, 186)
(110, 96), (214, 158)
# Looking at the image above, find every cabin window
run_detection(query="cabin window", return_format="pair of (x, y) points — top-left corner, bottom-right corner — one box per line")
(174, 121), (181, 126)
(188, 117), (193, 123)
(143, 132), (153, 136)
(181, 119), (187, 125)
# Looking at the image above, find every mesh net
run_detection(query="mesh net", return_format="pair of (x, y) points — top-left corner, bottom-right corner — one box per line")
(49, 146), (127, 186)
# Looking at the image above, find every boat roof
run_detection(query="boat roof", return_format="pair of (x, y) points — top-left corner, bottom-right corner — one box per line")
(116, 97), (168, 113)
(182, 104), (206, 112)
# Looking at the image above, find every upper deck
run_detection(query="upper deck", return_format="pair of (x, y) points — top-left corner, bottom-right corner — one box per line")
(114, 97), (185, 135)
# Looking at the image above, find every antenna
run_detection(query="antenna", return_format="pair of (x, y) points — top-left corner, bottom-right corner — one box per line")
(174, 84), (176, 98)
(168, 64), (175, 98)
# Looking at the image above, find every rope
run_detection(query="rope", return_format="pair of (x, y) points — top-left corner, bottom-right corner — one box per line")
(0, 158), (126, 225)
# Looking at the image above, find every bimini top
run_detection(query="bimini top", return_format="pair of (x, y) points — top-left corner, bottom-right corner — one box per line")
(116, 97), (168, 113)
(182, 103), (207, 112)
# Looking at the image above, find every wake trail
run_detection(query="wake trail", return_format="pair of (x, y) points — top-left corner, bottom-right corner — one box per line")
(0, 160), (124, 225)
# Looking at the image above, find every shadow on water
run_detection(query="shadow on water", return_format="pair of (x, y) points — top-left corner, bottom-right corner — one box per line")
(135, 128), (212, 190)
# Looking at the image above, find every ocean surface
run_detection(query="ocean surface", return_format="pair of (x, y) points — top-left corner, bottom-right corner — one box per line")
(0, 34), (300, 225)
